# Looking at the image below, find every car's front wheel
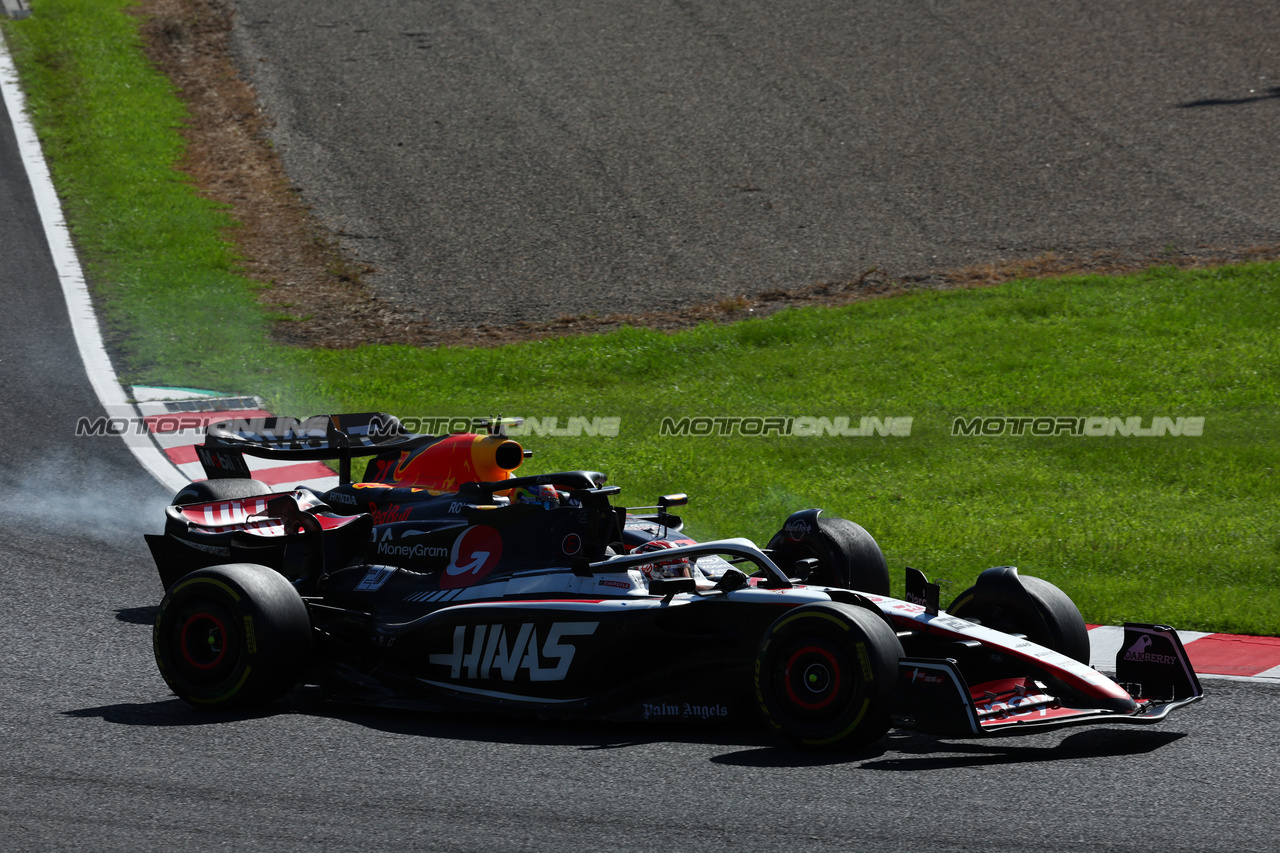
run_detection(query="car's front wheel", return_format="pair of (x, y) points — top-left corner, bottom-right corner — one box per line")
(766, 515), (890, 593)
(755, 602), (902, 750)
(947, 568), (1090, 664)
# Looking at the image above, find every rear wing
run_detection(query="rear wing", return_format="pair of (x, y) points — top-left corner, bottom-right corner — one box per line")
(196, 412), (437, 484)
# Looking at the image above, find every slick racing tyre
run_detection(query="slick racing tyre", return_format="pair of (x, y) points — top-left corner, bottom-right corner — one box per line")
(755, 602), (902, 750)
(154, 563), (312, 709)
(766, 516), (890, 594)
(172, 478), (272, 506)
(948, 568), (1090, 664)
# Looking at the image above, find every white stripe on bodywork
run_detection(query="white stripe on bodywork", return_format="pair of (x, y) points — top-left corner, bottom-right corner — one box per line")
(862, 595), (1126, 699)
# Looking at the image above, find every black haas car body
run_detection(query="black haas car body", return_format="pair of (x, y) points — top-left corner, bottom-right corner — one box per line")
(148, 413), (1204, 750)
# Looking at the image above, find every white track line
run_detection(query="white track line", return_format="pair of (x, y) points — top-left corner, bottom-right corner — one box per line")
(2, 33), (187, 493)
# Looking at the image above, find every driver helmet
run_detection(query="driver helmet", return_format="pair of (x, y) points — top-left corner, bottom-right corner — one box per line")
(633, 539), (692, 581)
(512, 484), (560, 510)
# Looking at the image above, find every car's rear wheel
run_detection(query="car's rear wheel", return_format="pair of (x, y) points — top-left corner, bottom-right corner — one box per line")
(755, 602), (902, 750)
(766, 516), (890, 593)
(172, 478), (272, 506)
(947, 569), (1090, 664)
(154, 563), (312, 709)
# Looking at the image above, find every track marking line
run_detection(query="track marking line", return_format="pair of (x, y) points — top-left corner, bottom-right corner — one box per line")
(2, 34), (186, 492)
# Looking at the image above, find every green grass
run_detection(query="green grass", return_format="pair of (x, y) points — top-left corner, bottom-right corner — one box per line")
(6, 1), (1278, 634)
(297, 273), (1279, 634)
(3, 0), (299, 390)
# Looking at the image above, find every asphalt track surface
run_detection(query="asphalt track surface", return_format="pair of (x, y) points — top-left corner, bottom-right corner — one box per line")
(4, 12), (1280, 853)
(230, 0), (1280, 328)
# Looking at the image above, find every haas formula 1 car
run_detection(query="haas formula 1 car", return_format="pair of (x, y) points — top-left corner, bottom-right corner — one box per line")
(147, 413), (1203, 750)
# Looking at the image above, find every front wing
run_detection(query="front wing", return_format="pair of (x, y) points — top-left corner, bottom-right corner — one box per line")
(896, 623), (1204, 737)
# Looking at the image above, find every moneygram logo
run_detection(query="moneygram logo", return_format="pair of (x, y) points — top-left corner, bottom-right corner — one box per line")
(375, 541), (449, 560)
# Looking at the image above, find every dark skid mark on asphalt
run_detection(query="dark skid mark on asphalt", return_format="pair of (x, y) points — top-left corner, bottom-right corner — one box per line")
(1178, 87), (1280, 108)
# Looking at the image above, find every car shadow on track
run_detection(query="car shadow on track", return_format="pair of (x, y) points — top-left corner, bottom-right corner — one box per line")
(63, 691), (1187, 768)
(114, 606), (159, 625)
(322, 699), (781, 753)
(64, 685), (782, 750)
(64, 697), (295, 727)
(711, 728), (1188, 769)
(853, 728), (1187, 771)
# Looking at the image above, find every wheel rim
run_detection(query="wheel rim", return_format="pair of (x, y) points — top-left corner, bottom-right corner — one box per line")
(782, 642), (844, 712)
(167, 599), (242, 685)
(179, 611), (229, 670)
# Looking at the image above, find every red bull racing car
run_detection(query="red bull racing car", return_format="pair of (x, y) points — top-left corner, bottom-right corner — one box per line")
(147, 413), (1203, 750)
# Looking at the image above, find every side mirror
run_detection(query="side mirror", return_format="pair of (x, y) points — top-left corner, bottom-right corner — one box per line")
(649, 577), (697, 600)
(713, 568), (749, 592)
(656, 494), (688, 536)
(792, 557), (820, 582)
